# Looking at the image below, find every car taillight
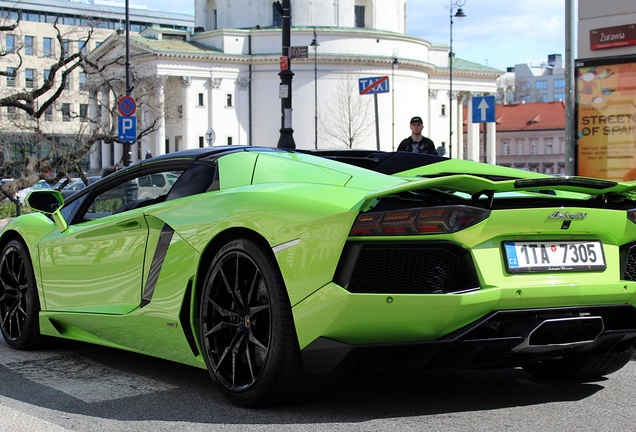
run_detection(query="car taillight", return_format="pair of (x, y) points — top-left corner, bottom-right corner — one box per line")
(627, 209), (636, 224)
(350, 205), (490, 236)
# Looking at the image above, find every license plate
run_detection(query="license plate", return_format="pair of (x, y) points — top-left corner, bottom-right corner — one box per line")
(503, 241), (606, 273)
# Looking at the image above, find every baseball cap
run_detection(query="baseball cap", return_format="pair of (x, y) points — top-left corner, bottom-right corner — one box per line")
(410, 116), (423, 124)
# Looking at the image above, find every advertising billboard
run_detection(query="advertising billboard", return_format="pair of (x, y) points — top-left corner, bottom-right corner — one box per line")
(576, 57), (636, 180)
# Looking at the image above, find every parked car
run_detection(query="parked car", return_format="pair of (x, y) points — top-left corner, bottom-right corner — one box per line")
(16, 180), (56, 203)
(1, 146), (635, 407)
(60, 176), (101, 199)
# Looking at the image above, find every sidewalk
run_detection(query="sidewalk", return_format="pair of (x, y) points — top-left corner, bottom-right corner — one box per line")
(0, 218), (11, 230)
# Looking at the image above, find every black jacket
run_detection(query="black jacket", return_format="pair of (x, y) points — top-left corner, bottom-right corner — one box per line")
(397, 136), (437, 155)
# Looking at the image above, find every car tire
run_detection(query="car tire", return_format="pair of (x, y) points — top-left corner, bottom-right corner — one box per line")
(522, 350), (633, 381)
(199, 238), (308, 407)
(0, 239), (43, 349)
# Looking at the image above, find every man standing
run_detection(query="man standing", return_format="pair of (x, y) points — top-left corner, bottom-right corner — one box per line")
(397, 116), (438, 155)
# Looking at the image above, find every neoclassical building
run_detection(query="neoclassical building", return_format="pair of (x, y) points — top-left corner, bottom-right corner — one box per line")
(86, 0), (502, 172)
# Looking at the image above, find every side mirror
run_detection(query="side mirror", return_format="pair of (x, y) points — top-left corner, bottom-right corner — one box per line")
(25, 190), (68, 232)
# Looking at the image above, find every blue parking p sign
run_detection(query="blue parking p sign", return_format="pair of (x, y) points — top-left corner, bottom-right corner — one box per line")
(472, 95), (496, 123)
(118, 115), (137, 141)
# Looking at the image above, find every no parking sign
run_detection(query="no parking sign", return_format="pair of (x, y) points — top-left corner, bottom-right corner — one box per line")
(118, 95), (137, 116)
(118, 96), (137, 142)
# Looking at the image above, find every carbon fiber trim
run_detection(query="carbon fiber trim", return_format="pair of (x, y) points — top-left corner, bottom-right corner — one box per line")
(141, 225), (174, 307)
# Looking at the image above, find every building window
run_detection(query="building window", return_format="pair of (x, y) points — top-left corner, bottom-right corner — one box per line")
(226, 93), (233, 107)
(79, 72), (87, 90)
(553, 92), (565, 101)
(25, 69), (35, 88)
(62, 103), (71, 121)
(62, 39), (70, 57)
(355, 5), (365, 28)
(521, 81), (531, 91)
(199, 136), (204, 148)
(5, 34), (16, 53)
(554, 79), (565, 89)
(516, 139), (524, 155)
(272, 3), (282, 26)
(197, 92), (204, 106)
(535, 80), (547, 90)
(502, 140), (510, 155)
(227, 136), (233, 145)
(79, 103), (88, 121)
(177, 105), (183, 118)
(544, 137), (554, 155)
(6, 67), (16, 87)
(44, 105), (53, 121)
(530, 139), (538, 155)
(25, 36), (35, 55)
(441, 104), (446, 116)
(43, 37), (54, 57)
(534, 94), (548, 103)
(80, 40), (88, 56)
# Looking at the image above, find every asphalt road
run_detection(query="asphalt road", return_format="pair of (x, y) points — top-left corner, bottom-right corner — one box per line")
(1, 338), (635, 432)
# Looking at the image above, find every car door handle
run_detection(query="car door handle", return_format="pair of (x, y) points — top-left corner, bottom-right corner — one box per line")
(117, 220), (141, 231)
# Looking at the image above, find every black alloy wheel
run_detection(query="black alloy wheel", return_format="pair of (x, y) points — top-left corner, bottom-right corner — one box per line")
(200, 238), (305, 407)
(0, 239), (42, 349)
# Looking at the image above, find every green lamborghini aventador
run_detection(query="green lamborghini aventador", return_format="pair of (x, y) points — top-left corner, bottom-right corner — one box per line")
(1, 146), (635, 406)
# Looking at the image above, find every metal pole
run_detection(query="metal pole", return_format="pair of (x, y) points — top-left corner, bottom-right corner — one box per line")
(277, 0), (296, 149)
(311, 28), (319, 149)
(449, 4), (454, 159)
(448, 1), (466, 160)
(565, 0), (576, 175)
(392, 54), (398, 151)
(374, 94), (380, 151)
(123, 0), (132, 166)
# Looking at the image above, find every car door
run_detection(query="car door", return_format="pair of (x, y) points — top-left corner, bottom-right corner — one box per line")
(36, 209), (149, 314)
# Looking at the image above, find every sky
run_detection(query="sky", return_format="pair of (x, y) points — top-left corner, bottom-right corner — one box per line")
(110, 0), (568, 72)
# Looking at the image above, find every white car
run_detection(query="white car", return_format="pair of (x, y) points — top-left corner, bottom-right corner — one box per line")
(17, 180), (56, 203)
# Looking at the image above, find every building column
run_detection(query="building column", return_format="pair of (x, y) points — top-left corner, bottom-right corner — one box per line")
(181, 77), (192, 150)
(88, 90), (101, 173)
(456, 93), (467, 160)
(487, 121), (497, 165)
(154, 77), (166, 156)
(100, 89), (112, 171)
(208, 75), (222, 146)
(236, 77), (250, 145)
(466, 95), (479, 161)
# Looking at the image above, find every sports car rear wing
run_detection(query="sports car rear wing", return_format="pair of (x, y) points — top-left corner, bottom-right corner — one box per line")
(359, 174), (636, 212)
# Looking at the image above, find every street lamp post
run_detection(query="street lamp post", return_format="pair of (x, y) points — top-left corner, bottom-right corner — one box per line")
(310, 29), (319, 149)
(449, 0), (466, 159)
(392, 52), (399, 151)
(276, 0), (295, 149)
(123, 0), (132, 166)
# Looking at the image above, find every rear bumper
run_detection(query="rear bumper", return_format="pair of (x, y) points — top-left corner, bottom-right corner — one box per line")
(301, 305), (636, 374)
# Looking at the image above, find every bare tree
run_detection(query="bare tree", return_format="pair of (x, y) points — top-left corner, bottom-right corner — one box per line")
(496, 74), (516, 105)
(0, 13), (163, 206)
(320, 75), (372, 149)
